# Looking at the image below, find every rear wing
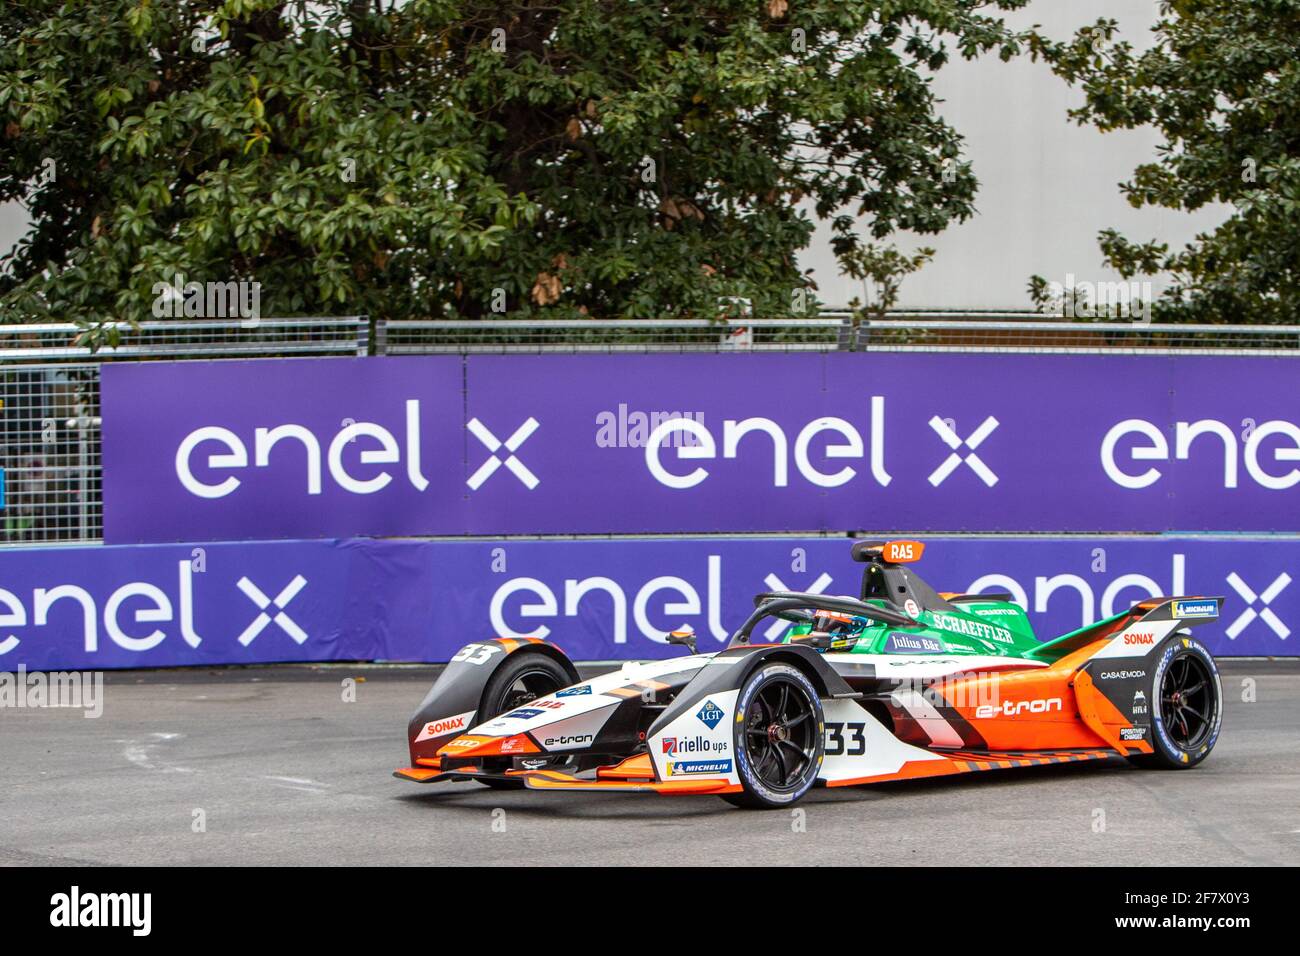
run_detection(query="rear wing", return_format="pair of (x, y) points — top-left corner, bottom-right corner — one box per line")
(1027, 596), (1223, 662)
(1136, 596), (1224, 624)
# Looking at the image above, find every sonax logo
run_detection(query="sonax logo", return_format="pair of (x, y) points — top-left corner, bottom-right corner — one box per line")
(414, 710), (474, 742)
(1124, 631), (1156, 646)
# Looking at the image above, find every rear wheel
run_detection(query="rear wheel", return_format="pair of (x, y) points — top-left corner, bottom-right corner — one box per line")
(1128, 634), (1222, 769)
(723, 663), (823, 809)
(476, 652), (571, 789)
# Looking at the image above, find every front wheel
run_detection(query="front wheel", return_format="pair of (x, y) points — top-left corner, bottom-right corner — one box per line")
(723, 662), (824, 809)
(476, 652), (572, 789)
(1127, 634), (1223, 770)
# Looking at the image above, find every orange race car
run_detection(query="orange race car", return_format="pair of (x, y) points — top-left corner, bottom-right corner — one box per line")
(396, 540), (1224, 808)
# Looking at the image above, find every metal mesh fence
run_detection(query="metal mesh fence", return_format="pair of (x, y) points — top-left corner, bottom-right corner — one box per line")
(377, 313), (1300, 355)
(0, 363), (101, 544)
(0, 316), (369, 363)
(1, 312), (1295, 546)
(0, 317), (367, 546)
(378, 317), (846, 353)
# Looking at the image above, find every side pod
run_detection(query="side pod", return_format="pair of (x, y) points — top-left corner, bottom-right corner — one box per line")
(645, 643), (854, 742)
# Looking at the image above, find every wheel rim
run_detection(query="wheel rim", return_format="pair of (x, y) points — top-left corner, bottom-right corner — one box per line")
(1159, 653), (1215, 750)
(742, 677), (818, 792)
(499, 668), (560, 712)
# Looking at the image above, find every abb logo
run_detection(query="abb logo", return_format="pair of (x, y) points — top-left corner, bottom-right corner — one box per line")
(1123, 632), (1156, 646)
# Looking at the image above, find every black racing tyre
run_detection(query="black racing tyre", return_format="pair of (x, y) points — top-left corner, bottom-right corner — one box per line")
(476, 652), (571, 789)
(723, 662), (824, 809)
(1127, 633), (1223, 770)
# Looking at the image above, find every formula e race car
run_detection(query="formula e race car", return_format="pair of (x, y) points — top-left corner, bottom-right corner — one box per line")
(395, 540), (1225, 808)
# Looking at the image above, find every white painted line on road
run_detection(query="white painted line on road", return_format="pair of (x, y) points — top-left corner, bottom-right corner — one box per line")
(263, 775), (330, 794)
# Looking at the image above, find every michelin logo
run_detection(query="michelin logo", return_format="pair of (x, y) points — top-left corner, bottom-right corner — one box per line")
(1172, 599), (1218, 619)
(668, 759), (732, 776)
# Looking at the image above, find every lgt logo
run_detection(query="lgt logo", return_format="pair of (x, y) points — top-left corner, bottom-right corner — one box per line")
(696, 699), (724, 729)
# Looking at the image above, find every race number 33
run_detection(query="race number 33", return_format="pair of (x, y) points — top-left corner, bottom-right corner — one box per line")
(825, 722), (866, 756)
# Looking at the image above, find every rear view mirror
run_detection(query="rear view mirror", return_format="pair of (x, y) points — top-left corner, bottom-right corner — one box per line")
(790, 631), (833, 650)
(666, 627), (697, 655)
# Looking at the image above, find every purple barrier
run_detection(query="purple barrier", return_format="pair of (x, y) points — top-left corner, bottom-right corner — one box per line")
(102, 357), (465, 543)
(1, 535), (1294, 670)
(0, 538), (439, 671)
(102, 353), (1300, 542)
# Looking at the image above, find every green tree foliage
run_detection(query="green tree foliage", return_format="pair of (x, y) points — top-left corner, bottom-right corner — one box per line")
(1, 1), (1027, 335)
(1031, 2), (1300, 323)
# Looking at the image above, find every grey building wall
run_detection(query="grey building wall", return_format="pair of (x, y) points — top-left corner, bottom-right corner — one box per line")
(805, 1), (1227, 310)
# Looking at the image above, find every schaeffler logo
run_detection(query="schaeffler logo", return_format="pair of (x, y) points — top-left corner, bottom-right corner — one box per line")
(1225, 571), (1291, 639)
(975, 697), (1062, 719)
(50, 886), (151, 936)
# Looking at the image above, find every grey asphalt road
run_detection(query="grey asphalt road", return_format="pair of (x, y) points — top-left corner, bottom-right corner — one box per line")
(2, 661), (1298, 867)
